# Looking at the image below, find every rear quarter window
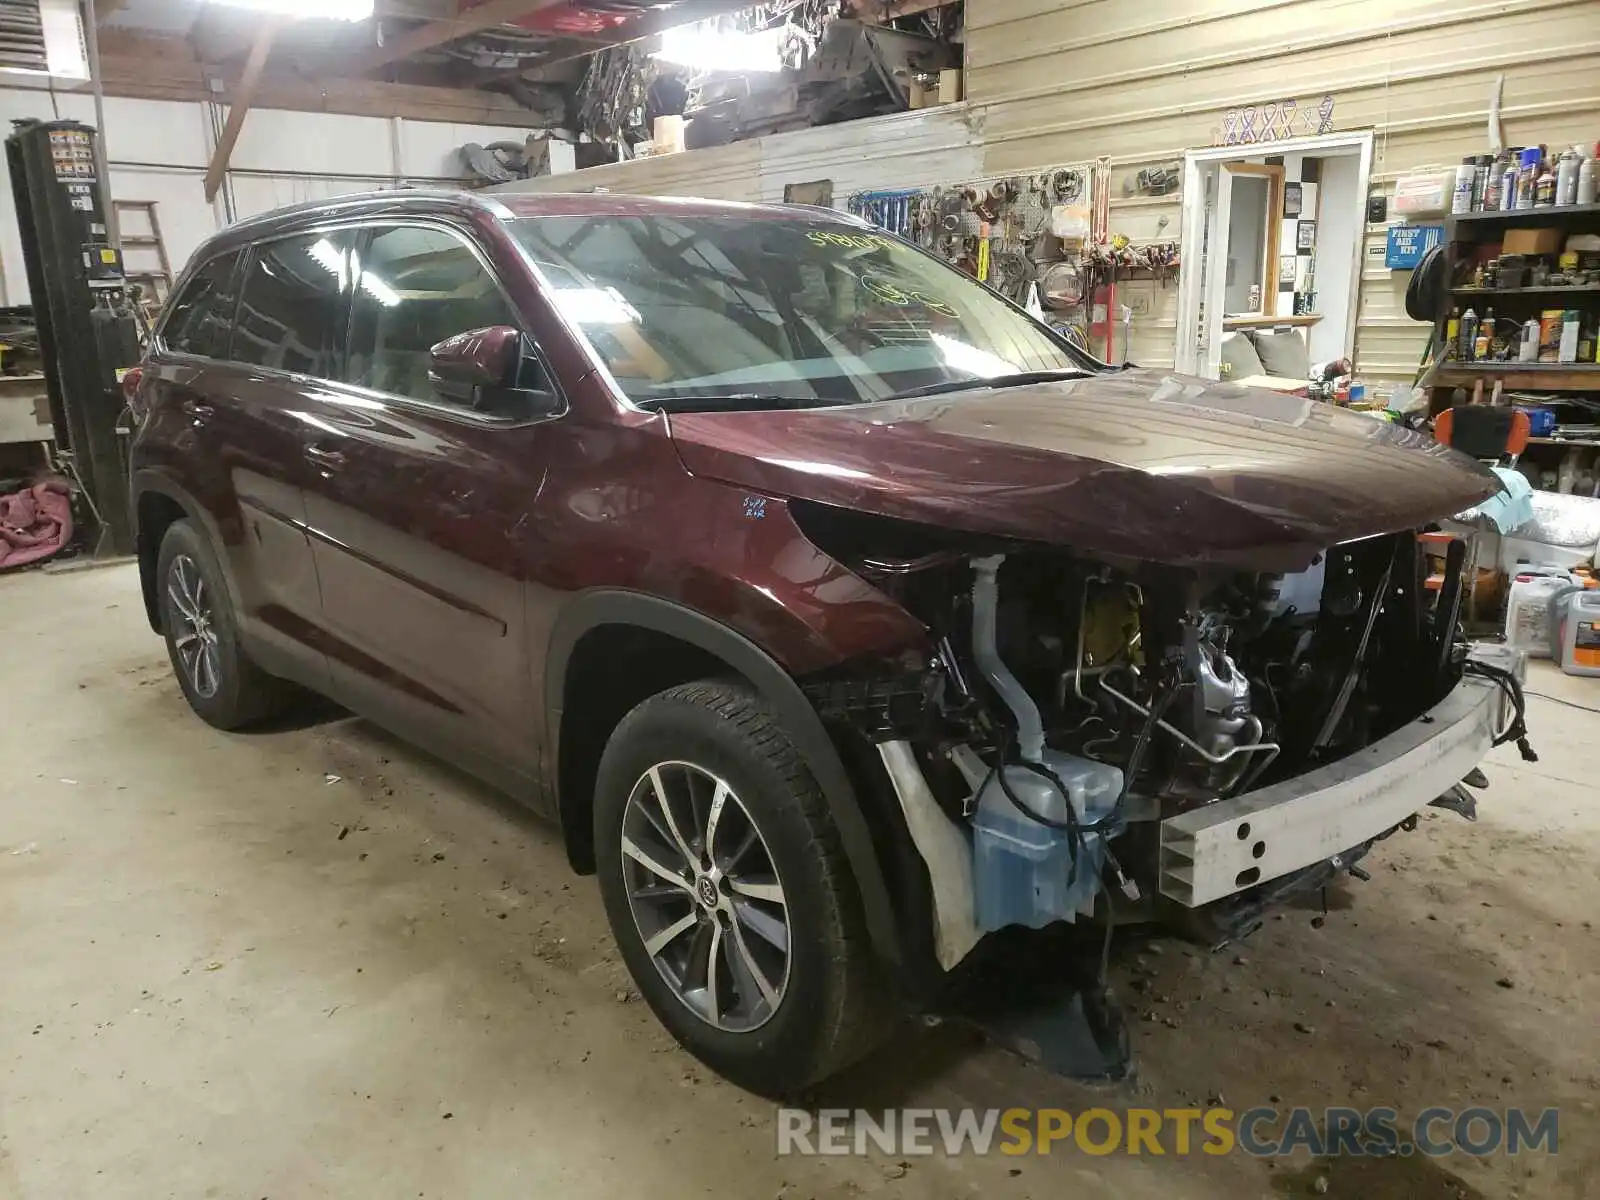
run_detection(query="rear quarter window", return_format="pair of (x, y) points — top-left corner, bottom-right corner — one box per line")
(159, 249), (242, 358)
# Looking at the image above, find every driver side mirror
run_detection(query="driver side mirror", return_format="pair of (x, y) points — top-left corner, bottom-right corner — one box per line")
(428, 325), (560, 418)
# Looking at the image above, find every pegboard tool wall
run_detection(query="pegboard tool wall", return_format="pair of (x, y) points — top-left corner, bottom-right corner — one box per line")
(847, 158), (1180, 362)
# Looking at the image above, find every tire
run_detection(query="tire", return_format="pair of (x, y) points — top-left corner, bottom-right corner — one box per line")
(594, 679), (888, 1095)
(156, 518), (290, 730)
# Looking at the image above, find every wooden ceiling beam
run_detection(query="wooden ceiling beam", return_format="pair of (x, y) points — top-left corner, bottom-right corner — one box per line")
(203, 15), (285, 202)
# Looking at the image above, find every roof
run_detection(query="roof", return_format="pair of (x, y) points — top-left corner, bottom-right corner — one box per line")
(208, 187), (869, 251)
(492, 192), (870, 224)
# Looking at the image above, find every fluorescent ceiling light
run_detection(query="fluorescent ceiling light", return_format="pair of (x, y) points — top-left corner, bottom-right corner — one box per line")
(555, 286), (640, 325)
(306, 238), (398, 307)
(930, 332), (1019, 379)
(653, 24), (786, 73)
(359, 272), (400, 307)
(206, 0), (374, 22)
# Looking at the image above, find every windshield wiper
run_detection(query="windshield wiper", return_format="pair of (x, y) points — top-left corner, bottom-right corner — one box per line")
(887, 369), (1093, 401)
(635, 392), (850, 413)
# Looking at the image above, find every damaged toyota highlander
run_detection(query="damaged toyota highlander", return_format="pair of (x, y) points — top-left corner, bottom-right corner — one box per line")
(128, 190), (1532, 1095)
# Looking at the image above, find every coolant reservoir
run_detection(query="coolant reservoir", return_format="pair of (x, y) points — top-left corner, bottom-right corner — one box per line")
(971, 750), (1123, 933)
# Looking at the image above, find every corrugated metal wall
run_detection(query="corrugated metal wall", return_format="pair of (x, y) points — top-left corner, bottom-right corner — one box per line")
(965, 0), (1600, 381)
(499, 139), (764, 201)
(754, 106), (987, 202)
(494, 105), (986, 206)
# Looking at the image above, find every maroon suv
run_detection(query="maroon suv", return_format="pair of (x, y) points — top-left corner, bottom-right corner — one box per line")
(129, 189), (1520, 1092)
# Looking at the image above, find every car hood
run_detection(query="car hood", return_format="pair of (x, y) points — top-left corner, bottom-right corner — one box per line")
(666, 369), (1501, 570)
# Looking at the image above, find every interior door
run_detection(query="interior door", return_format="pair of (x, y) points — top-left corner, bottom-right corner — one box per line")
(296, 220), (542, 786)
(1197, 163), (1283, 379)
(1199, 163), (1232, 379)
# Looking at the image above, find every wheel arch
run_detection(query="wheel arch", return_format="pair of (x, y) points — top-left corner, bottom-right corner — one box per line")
(131, 471), (233, 634)
(545, 590), (906, 968)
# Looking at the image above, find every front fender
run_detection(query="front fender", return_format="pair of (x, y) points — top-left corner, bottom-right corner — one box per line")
(544, 589), (914, 968)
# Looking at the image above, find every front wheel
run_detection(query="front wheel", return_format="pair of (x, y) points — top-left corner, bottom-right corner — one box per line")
(594, 679), (888, 1094)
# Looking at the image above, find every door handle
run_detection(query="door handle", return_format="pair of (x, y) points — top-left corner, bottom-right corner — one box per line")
(181, 399), (214, 421)
(304, 443), (346, 471)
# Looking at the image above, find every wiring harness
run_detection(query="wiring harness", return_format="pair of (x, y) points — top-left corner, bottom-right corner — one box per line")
(1463, 655), (1538, 763)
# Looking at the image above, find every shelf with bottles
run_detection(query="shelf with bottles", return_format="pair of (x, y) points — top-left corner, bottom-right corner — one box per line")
(1451, 284), (1600, 297)
(1449, 202), (1600, 235)
(1443, 143), (1596, 231)
(1432, 364), (1600, 391)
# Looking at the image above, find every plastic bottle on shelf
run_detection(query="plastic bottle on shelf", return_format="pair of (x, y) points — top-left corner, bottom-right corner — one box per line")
(1535, 159), (1557, 206)
(1560, 311), (1581, 363)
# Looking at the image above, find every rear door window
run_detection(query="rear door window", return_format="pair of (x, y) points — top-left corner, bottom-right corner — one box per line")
(159, 249), (242, 358)
(344, 223), (520, 407)
(231, 231), (354, 379)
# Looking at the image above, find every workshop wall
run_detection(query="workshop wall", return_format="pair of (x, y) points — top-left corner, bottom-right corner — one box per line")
(965, 0), (1600, 383)
(493, 104), (988, 206)
(0, 88), (522, 306)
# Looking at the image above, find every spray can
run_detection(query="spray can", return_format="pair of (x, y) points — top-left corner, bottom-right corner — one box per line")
(1472, 154), (1492, 211)
(1516, 147), (1540, 209)
(1578, 149), (1596, 206)
(1452, 158), (1476, 214)
(1484, 154), (1507, 211)
(1459, 306), (1479, 361)
(1556, 146), (1582, 206)
(1501, 152), (1520, 210)
(1520, 318), (1540, 362)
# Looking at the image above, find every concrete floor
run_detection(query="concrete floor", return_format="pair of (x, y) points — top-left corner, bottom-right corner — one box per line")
(2, 562), (1597, 1200)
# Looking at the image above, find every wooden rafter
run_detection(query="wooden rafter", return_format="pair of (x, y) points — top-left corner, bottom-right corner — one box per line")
(203, 15), (285, 203)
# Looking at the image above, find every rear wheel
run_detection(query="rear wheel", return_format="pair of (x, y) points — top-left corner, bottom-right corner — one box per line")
(594, 679), (888, 1094)
(157, 519), (290, 729)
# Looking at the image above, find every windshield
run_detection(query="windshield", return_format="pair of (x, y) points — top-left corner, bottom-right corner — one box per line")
(510, 213), (1098, 411)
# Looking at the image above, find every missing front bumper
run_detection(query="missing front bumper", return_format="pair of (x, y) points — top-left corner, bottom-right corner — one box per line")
(1158, 645), (1519, 908)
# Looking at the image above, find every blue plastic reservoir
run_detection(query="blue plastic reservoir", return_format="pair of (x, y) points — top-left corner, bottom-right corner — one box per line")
(971, 750), (1123, 932)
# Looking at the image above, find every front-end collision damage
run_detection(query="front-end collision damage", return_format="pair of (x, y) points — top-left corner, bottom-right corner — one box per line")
(794, 501), (1534, 990)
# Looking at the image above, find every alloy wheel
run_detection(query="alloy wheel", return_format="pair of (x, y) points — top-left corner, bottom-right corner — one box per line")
(167, 553), (221, 699)
(620, 761), (791, 1032)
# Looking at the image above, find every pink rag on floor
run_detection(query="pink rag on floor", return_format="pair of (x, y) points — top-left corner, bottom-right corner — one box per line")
(0, 477), (73, 570)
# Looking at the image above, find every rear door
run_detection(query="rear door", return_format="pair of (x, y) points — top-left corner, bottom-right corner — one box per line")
(207, 229), (362, 684)
(293, 219), (547, 786)
(145, 244), (329, 687)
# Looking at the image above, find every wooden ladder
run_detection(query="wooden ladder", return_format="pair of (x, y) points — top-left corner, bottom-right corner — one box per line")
(113, 200), (173, 317)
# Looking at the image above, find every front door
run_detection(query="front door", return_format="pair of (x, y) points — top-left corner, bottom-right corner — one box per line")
(293, 220), (544, 787)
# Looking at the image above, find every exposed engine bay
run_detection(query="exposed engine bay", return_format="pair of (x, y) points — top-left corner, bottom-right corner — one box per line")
(797, 503), (1535, 972)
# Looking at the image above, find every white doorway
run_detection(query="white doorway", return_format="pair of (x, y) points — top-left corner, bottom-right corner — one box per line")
(1175, 131), (1374, 380)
